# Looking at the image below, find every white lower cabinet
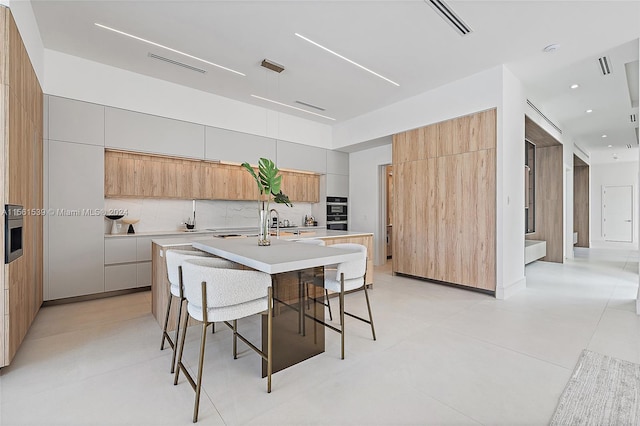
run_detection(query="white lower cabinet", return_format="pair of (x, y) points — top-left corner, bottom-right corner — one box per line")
(105, 264), (138, 292)
(137, 262), (152, 287)
(104, 237), (153, 291)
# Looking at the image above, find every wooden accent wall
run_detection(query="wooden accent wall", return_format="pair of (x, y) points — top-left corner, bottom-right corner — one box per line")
(574, 161), (590, 248)
(525, 145), (563, 262)
(392, 109), (496, 291)
(1, 6), (44, 366)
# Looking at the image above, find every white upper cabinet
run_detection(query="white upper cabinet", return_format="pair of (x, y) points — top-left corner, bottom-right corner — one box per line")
(49, 96), (105, 146)
(326, 150), (349, 175)
(205, 127), (276, 163)
(326, 174), (349, 198)
(276, 140), (326, 173)
(105, 107), (205, 159)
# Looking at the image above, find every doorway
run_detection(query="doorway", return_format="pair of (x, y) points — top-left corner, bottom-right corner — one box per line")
(602, 185), (633, 242)
(386, 165), (393, 259)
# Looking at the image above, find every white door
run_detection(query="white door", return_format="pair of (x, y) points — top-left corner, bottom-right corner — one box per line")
(602, 185), (633, 242)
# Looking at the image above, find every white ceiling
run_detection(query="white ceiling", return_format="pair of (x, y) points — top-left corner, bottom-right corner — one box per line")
(30, 1), (640, 156)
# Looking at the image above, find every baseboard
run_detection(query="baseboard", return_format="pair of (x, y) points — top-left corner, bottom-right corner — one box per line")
(495, 276), (526, 300)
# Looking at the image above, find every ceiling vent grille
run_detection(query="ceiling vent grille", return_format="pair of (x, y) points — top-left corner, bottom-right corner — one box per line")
(631, 113), (637, 123)
(261, 59), (285, 73)
(598, 56), (612, 76)
(295, 100), (326, 111)
(425, 0), (473, 36)
(526, 99), (563, 135)
(148, 53), (206, 73)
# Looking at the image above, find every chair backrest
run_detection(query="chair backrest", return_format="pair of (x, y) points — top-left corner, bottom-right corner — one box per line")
(181, 258), (271, 311)
(296, 239), (325, 246)
(332, 243), (367, 281)
(165, 249), (211, 286)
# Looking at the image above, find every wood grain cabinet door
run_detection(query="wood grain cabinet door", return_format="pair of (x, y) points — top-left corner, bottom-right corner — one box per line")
(104, 151), (135, 197)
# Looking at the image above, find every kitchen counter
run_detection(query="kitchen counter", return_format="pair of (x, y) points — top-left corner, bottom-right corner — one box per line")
(151, 229), (372, 248)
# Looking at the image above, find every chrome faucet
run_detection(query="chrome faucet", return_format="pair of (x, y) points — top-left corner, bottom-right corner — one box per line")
(269, 208), (280, 238)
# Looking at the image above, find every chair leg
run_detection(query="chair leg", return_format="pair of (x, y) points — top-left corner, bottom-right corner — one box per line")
(160, 292), (173, 350)
(193, 321), (208, 423)
(233, 319), (238, 359)
(267, 286), (273, 393)
(340, 273), (345, 360)
(325, 289), (333, 321)
(363, 284), (376, 341)
(170, 297), (185, 373)
(173, 304), (189, 386)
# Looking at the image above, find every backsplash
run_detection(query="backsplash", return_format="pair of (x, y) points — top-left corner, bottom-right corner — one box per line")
(103, 198), (314, 234)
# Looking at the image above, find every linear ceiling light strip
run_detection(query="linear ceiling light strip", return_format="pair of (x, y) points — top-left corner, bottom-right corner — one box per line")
(251, 95), (336, 121)
(95, 23), (245, 76)
(294, 33), (399, 87)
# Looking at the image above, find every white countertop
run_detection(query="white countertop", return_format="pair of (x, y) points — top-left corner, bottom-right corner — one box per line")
(192, 237), (362, 274)
(151, 229), (373, 248)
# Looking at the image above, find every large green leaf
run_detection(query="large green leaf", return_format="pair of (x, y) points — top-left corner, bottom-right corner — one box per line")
(242, 157), (292, 207)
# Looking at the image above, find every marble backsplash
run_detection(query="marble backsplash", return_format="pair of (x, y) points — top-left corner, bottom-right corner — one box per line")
(104, 198), (314, 234)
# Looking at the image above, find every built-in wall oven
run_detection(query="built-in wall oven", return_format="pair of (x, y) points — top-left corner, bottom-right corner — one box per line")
(5, 204), (24, 264)
(326, 196), (348, 231)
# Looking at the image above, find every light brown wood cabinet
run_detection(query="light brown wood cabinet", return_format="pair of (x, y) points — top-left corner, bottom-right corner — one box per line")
(105, 150), (318, 202)
(1, 6), (44, 367)
(280, 171), (320, 203)
(393, 109), (496, 291)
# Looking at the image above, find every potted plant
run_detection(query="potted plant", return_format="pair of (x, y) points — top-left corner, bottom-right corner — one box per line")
(242, 158), (292, 246)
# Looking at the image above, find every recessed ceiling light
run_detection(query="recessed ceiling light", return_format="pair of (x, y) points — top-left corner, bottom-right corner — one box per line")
(250, 95), (336, 121)
(608, 144), (613, 148)
(95, 23), (246, 76)
(543, 44), (560, 53)
(602, 134), (608, 138)
(294, 33), (400, 87)
(570, 84), (580, 89)
(586, 109), (593, 113)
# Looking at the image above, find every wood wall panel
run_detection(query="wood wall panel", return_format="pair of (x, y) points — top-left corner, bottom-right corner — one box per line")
(393, 108), (496, 292)
(0, 6), (7, 366)
(2, 7), (44, 366)
(573, 164), (590, 248)
(525, 145), (563, 262)
(392, 161), (415, 276)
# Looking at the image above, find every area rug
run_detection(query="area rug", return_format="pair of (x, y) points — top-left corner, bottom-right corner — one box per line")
(550, 349), (640, 425)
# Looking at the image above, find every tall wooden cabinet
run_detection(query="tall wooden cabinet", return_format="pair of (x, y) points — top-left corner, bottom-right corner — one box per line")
(393, 109), (496, 291)
(1, 6), (44, 366)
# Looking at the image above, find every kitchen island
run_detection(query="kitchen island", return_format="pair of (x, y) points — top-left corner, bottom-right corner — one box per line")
(152, 231), (372, 374)
(151, 228), (374, 333)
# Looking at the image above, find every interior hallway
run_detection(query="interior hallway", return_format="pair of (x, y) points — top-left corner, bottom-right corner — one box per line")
(0, 248), (638, 425)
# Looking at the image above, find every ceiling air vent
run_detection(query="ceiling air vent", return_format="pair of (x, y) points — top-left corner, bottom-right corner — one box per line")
(425, 0), (473, 36)
(261, 59), (285, 73)
(295, 100), (326, 111)
(631, 113), (637, 123)
(526, 99), (563, 135)
(598, 56), (612, 76)
(148, 53), (206, 73)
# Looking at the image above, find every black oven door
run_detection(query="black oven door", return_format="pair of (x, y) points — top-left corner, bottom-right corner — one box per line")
(5, 204), (24, 264)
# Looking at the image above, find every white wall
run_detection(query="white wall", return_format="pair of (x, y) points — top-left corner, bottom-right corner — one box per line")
(590, 161), (639, 250)
(348, 143), (392, 266)
(333, 66), (503, 148)
(43, 49), (332, 149)
(1, 0), (44, 84)
(497, 66), (526, 299)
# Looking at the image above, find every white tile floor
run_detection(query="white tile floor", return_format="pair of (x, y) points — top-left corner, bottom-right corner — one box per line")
(1, 247), (639, 425)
